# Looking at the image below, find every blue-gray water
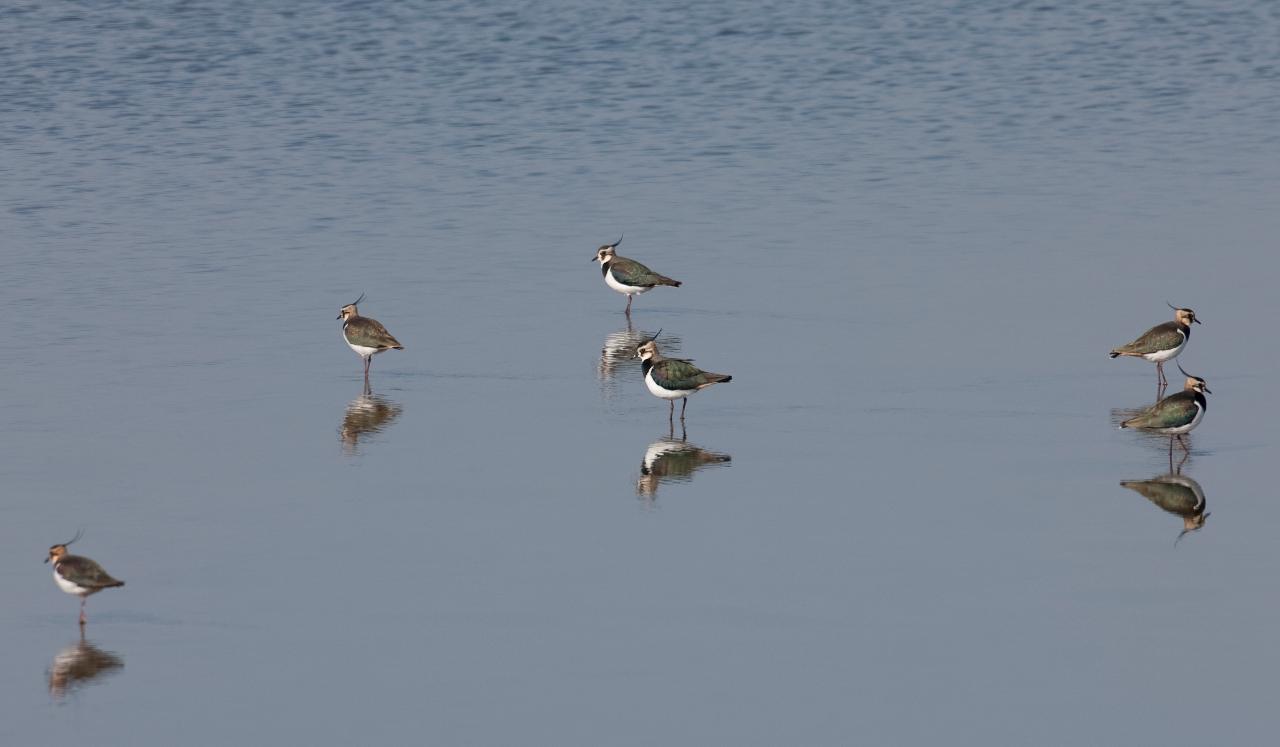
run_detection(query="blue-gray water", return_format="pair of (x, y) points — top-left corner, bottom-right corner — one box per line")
(4, 1), (1280, 744)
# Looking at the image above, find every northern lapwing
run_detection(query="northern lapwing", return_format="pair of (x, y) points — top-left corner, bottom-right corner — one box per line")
(1120, 363), (1210, 455)
(337, 293), (404, 379)
(635, 331), (731, 422)
(1120, 472), (1209, 543)
(1110, 303), (1200, 391)
(591, 236), (681, 316)
(45, 532), (124, 626)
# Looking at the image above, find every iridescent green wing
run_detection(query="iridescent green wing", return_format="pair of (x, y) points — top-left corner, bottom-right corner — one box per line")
(1114, 321), (1185, 355)
(1128, 393), (1200, 429)
(651, 359), (716, 391)
(609, 256), (671, 287)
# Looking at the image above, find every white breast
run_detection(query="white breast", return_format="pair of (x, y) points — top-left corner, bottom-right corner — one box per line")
(53, 568), (88, 597)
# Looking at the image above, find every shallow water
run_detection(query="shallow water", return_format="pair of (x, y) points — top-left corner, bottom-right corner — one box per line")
(3, 1), (1280, 744)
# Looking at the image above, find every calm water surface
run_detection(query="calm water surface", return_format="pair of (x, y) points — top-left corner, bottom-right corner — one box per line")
(3, 1), (1280, 744)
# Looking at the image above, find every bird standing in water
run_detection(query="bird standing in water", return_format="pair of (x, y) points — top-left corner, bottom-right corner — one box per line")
(1120, 364), (1210, 455)
(635, 332), (732, 423)
(46, 532), (125, 626)
(592, 236), (682, 316)
(1110, 304), (1200, 393)
(337, 293), (404, 380)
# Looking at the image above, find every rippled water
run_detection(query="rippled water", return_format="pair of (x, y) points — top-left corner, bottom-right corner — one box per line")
(4, 1), (1280, 744)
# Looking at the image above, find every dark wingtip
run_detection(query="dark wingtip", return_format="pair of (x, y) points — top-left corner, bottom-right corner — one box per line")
(721, 375), (733, 383)
(1108, 352), (1120, 358)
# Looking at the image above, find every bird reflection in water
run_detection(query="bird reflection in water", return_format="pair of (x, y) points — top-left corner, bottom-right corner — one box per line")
(636, 423), (731, 499)
(340, 382), (403, 456)
(1120, 471), (1209, 543)
(48, 630), (124, 700)
(598, 321), (680, 389)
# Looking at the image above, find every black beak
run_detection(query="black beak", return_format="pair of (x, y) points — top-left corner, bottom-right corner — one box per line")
(590, 256), (596, 262)
(1194, 318), (1202, 324)
(1203, 386), (1212, 394)
(43, 556), (49, 563)
(336, 313), (343, 319)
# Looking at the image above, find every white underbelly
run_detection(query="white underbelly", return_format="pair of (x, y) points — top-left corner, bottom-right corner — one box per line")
(1143, 336), (1187, 363)
(605, 270), (652, 296)
(53, 570), (87, 597)
(343, 329), (385, 359)
(645, 369), (694, 399)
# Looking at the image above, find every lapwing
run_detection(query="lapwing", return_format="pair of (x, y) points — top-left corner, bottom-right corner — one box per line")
(46, 532), (124, 626)
(591, 236), (681, 315)
(1120, 472), (1209, 543)
(1110, 303), (1200, 390)
(337, 293), (404, 379)
(1120, 363), (1210, 454)
(635, 331), (731, 422)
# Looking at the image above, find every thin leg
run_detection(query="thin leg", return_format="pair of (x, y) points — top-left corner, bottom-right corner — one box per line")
(364, 356), (372, 377)
(79, 598), (87, 626)
(1176, 434), (1190, 455)
(625, 295), (633, 316)
(1156, 362), (1166, 387)
(668, 400), (674, 424)
(680, 398), (687, 421)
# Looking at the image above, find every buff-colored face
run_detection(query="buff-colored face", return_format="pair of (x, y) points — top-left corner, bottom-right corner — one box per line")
(46, 545), (68, 564)
(337, 304), (359, 321)
(593, 245), (616, 263)
(1176, 308), (1200, 326)
(636, 340), (659, 361)
(1183, 376), (1210, 394)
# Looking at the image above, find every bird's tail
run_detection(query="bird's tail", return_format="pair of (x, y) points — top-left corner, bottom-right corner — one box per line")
(1109, 351), (1121, 358)
(655, 275), (681, 288)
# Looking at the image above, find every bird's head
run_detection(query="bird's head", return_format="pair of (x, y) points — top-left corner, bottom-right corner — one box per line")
(337, 292), (365, 321)
(46, 530), (82, 563)
(1177, 363), (1210, 394)
(1169, 303), (1200, 326)
(592, 235), (623, 264)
